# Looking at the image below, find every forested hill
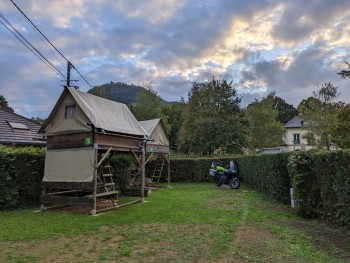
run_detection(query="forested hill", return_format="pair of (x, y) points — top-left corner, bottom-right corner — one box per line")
(87, 81), (168, 105)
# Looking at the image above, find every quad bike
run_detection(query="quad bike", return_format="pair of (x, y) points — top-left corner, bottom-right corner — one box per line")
(209, 160), (240, 189)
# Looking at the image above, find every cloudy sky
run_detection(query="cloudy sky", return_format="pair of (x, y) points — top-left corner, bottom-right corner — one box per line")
(0, 0), (349, 118)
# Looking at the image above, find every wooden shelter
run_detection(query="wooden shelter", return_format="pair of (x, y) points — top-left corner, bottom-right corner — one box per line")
(39, 87), (148, 215)
(139, 118), (170, 187)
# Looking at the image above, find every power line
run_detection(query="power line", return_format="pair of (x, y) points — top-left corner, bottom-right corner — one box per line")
(0, 12), (66, 79)
(27, 18), (67, 74)
(10, 0), (69, 62)
(10, 0), (94, 89)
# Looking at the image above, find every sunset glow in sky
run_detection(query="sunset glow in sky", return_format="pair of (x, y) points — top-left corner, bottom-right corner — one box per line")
(0, 0), (349, 118)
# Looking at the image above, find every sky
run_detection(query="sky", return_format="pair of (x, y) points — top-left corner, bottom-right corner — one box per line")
(0, 0), (349, 118)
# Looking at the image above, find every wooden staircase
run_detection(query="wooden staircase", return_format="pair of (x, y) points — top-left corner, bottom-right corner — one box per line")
(96, 164), (119, 205)
(148, 155), (166, 187)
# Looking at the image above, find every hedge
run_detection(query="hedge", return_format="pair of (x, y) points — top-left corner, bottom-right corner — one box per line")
(153, 157), (238, 183)
(287, 151), (350, 226)
(0, 145), (45, 210)
(236, 153), (291, 204)
(1, 144), (350, 227)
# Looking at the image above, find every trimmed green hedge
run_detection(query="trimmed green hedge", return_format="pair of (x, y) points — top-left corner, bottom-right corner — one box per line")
(0, 145), (45, 210)
(236, 153), (291, 204)
(2, 144), (350, 227)
(287, 151), (350, 226)
(156, 157), (237, 182)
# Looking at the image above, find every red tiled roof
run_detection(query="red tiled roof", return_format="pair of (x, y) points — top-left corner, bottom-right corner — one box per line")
(0, 108), (45, 146)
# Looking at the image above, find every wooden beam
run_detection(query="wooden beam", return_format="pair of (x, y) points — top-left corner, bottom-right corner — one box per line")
(141, 141), (146, 202)
(145, 153), (154, 165)
(40, 195), (93, 206)
(130, 149), (142, 168)
(167, 154), (170, 187)
(41, 182), (94, 190)
(44, 190), (81, 196)
(96, 147), (112, 168)
(92, 146), (98, 215)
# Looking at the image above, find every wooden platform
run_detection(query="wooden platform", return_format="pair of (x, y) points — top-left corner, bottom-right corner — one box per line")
(123, 188), (151, 197)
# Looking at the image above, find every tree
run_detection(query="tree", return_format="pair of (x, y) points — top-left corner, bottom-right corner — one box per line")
(245, 96), (286, 152)
(0, 95), (14, 113)
(178, 78), (248, 155)
(266, 92), (298, 124)
(337, 62), (350, 79)
(89, 85), (106, 98)
(297, 82), (340, 150)
(30, 117), (46, 125)
(131, 83), (169, 132)
(162, 100), (186, 150)
(330, 105), (350, 149)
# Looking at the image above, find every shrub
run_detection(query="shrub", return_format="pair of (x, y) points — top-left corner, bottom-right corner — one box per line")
(0, 145), (45, 210)
(109, 154), (133, 193)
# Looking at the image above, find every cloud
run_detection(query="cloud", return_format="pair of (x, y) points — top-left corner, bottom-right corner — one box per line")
(237, 43), (350, 106)
(0, 0), (350, 118)
(273, 0), (350, 45)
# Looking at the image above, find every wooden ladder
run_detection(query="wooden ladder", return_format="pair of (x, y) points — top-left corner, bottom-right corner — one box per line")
(149, 155), (165, 186)
(96, 164), (119, 205)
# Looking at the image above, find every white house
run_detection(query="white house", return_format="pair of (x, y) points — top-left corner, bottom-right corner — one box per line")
(282, 116), (314, 151)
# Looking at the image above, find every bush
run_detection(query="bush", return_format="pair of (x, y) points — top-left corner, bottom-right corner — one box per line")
(109, 154), (133, 193)
(0, 145), (45, 210)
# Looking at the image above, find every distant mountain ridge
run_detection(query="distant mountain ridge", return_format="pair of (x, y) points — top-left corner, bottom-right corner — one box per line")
(87, 81), (168, 105)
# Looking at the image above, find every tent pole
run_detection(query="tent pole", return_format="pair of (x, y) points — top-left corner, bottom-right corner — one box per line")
(141, 140), (146, 202)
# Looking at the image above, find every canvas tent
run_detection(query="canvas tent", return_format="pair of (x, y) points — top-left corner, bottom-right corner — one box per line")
(139, 119), (170, 187)
(40, 87), (148, 215)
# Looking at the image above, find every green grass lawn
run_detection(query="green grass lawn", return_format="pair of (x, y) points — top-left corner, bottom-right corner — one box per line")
(0, 183), (349, 263)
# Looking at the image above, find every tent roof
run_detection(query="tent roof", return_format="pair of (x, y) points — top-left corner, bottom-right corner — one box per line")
(139, 118), (161, 134)
(41, 87), (148, 137)
(139, 118), (169, 146)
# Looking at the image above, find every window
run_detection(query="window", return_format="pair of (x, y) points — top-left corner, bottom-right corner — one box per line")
(7, 121), (29, 130)
(64, 104), (76, 119)
(293, 133), (300, 145)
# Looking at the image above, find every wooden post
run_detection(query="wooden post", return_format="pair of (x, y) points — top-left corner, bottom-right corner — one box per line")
(91, 134), (98, 215)
(141, 140), (146, 202)
(167, 154), (170, 188)
(40, 188), (47, 211)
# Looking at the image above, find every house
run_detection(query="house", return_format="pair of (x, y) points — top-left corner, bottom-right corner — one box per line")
(282, 116), (313, 151)
(0, 108), (45, 146)
(39, 87), (149, 215)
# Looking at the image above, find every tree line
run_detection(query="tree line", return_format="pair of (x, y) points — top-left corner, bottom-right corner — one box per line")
(131, 64), (350, 155)
(1, 64), (349, 155)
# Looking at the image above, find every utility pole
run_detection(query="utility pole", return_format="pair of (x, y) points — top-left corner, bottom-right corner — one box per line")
(66, 61), (72, 87)
(65, 61), (79, 89)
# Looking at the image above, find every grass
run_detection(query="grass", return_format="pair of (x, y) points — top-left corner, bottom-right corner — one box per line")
(0, 183), (349, 262)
